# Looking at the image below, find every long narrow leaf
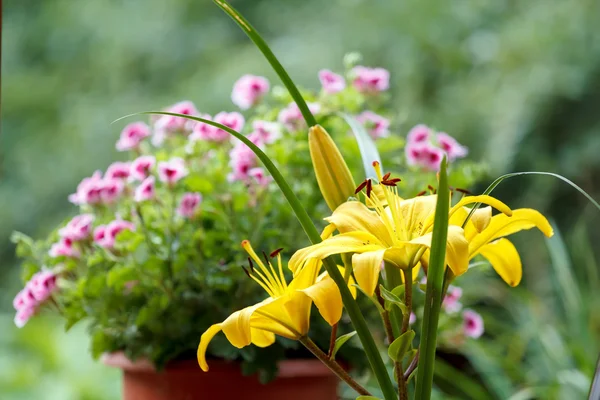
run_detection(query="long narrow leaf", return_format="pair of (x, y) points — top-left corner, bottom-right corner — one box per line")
(415, 157), (450, 399)
(338, 112), (382, 180)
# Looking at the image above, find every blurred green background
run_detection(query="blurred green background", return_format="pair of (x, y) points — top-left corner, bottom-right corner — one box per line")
(2, 0), (599, 398)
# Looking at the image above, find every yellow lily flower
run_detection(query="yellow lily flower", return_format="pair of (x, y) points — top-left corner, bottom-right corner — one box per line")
(197, 240), (353, 372)
(444, 204), (554, 286)
(289, 162), (513, 296)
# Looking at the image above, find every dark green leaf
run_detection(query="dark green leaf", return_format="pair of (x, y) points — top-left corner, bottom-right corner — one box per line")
(331, 331), (357, 359)
(388, 330), (415, 362)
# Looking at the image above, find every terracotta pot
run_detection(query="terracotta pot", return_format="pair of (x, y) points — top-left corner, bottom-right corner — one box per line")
(102, 352), (342, 400)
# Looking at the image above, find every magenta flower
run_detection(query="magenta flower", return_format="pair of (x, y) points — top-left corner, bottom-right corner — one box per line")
(231, 75), (270, 110)
(105, 161), (131, 180)
(134, 176), (156, 202)
(116, 122), (151, 152)
(227, 156), (254, 183)
(437, 132), (468, 162)
(356, 111), (390, 139)
(177, 192), (202, 218)
(351, 66), (390, 92)
(13, 288), (37, 310)
(442, 285), (463, 314)
(189, 114), (216, 142)
(278, 102), (321, 132)
(99, 178), (125, 204)
(463, 310), (484, 339)
(93, 225), (107, 246)
(318, 69), (346, 94)
(58, 214), (95, 242)
(27, 271), (57, 303)
(155, 100), (199, 134)
(68, 171), (104, 205)
(49, 238), (80, 258)
(405, 142), (444, 171)
(14, 306), (35, 328)
(96, 220), (136, 249)
(407, 124), (431, 144)
(158, 157), (188, 184)
(251, 120), (281, 144)
(213, 112), (245, 142)
(248, 167), (271, 187)
(129, 155), (156, 181)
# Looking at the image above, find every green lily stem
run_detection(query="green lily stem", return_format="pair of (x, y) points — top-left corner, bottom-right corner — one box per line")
(414, 158), (450, 400)
(327, 323), (338, 358)
(213, 0), (317, 127)
(300, 336), (371, 396)
(401, 267), (413, 334)
(126, 112), (397, 400)
(384, 263), (404, 337)
(375, 294), (405, 400)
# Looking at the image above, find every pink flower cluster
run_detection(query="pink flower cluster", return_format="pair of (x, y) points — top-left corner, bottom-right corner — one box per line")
(405, 124), (468, 171)
(13, 270), (58, 328)
(49, 214), (95, 258)
(351, 66), (390, 92)
(227, 131), (270, 187)
(442, 285), (463, 314)
(356, 111), (390, 139)
(69, 163), (133, 206)
(463, 309), (484, 339)
(278, 102), (321, 132)
(158, 157), (189, 185)
(189, 112), (245, 143)
(318, 69), (346, 94)
(231, 75), (270, 110)
(116, 122), (151, 152)
(177, 192), (202, 218)
(94, 220), (136, 249)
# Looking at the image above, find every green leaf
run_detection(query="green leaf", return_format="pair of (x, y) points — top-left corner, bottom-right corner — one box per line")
(339, 112), (382, 180)
(388, 330), (415, 362)
(379, 284), (407, 314)
(352, 284), (384, 314)
(391, 284), (405, 298)
(331, 331), (357, 360)
(415, 156), (450, 399)
(357, 397), (382, 400)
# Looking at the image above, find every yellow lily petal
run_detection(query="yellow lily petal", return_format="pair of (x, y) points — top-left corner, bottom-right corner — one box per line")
(300, 275), (343, 326)
(399, 195), (438, 236)
(471, 206), (492, 233)
(250, 328), (276, 347)
(409, 225), (470, 276)
(479, 238), (522, 287)
(325, 201), (393, 246)
(352, 250), (386, 296)
(449, 195), (512, 218)
(252, 296), (307, 339)
(288, 231), (385, 274)
(321, 223), (337, 240)
(282, 292), (313, 336)
(197, 323), (223, 372)
(221, 302), (266, 349)
(469, 208), (554, 256)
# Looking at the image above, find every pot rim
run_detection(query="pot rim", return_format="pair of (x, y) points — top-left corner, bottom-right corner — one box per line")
(101, 351), (336, 378)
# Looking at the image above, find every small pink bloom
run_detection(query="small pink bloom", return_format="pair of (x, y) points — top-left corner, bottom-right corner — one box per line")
(189, 114), (216, 142)
(248, 167), (271, 187)
(155, 101), (199, 134)
(99, 178), (125, 204)
(357, 111), (390, 139)
(49, 238), (80, 258)
(105, 161), (131, 180)
(442, 286), (463, 314)
(437, 132), (468, 162)
(318, 69), (346, 94)
(68, 171), (104, 205)
(59, 214), (95, 241)
(407, 124), (431, 144)
(129, 155), (156, 181)
(227, 157), (254, 183)
(231, 75), (270, 110)
(463, 309), (484, 339)
(93, 225), (107, 245)
(134, 176), (156, 202)
(158, 157), (188, 184)
(13, 288), (37, 310)
(177, 192), (202, 218)
(14, 306), (35, 328)
(116, 122), (151, 152)
(405, 142), (444, 171)
(213, 112), (245, 142)
(409, 312), (416, 325)
(351, 66), (390, 92)
(252, 120), (281, 144)
(278, 102), (321, 132)
(27, 271), (57, 303)
(97, 220), (135, 249)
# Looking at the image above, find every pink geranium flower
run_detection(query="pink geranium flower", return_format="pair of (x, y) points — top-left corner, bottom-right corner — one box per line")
(437, 132), (468, 162)
(129, 155), (156, 181)
(248, 167), (271, 187)
(68, 171), (104, 205)
(318, 69), (346, 94)
(213, 112), (245, 142)
(93, 225), (107, 246)
(134, 176), (156, 202)
(99, 178), (125, 204)
(351, 66), (390, 92)
(463, 309), (485, 339)
(58, 214), (95, 242)
(356, 111), (390, 139)
(13, 288), (37, 310)
(231, 75), (270, 110)
(158, 157), (188, 184)
(442, 285), (463, 314)
(49, 238), (80, 258)
(407, 124), (431, 144)
(96, 220), (135, 249)
(116, 122), (151, 152)
(27, 271), (57, 303)
(405, 142), (444, 171)
(155, 100), (199, 134)
(189, 114), (216, 142)
(14, 306), (35, 328)
(105, 161), (131, 180)
(278, 102), (321, 132)
(177, 192), (202, 218)
(251, 120), (281, 144)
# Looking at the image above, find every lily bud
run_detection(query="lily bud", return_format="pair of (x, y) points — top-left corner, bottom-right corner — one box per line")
(309, 125), (356, 211)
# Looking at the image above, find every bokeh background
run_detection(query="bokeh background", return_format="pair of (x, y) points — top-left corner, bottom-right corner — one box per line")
(2, 0), (599, 398)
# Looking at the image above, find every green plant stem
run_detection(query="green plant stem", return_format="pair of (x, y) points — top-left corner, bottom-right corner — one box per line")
(119, 112), (397, 400)
(401, 267), (413, 334)
(300, 337), (371, 396)
(327, 323), (338, 358)
(213, 0), (317, 127)
(415, 158), (450, 400)
(384, 263), (404, 337)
